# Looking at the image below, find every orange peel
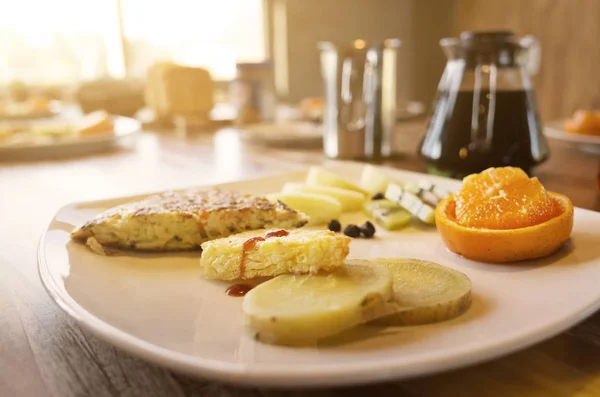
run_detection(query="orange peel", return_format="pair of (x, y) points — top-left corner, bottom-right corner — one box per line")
(436, 193), (574, 263)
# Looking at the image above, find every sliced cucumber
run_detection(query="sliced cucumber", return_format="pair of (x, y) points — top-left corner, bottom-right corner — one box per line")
(416, 204), (436, 224)
(385, 182), (436, 225)
(420, 190), (441, 207)
(433, 185), (452, 200)
(362, 198), (400, 214)
(397, 179), (452, 204)
(372, 208), (412, 230)
(363, 198), (411, 230)
(399, 191), (421, 211)
(402, 181), (421, 195)
(385, 182), (405, 203)
(417, 179), (435, 192)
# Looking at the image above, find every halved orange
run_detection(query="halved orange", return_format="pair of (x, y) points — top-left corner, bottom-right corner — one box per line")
(454, 167), (563, 230)
(436, 193), (573, 263)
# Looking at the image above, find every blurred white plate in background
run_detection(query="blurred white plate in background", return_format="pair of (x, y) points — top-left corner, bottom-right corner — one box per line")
(544, 119), (600, 155)
(0, 115), (141, 160)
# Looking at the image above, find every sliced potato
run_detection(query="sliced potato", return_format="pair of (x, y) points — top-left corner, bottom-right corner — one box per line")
(373, 258), (472, 326)
(268, 192), (342, 225)
(306, 166), (367, 195)
(243, 260), (394, 346)
(281, 182), (365, 212)
(359, 164), (391, 195)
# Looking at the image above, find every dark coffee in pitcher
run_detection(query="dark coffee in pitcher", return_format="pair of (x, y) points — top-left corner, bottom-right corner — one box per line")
(421, 88), (547, 177)
(419, 31), (549, 178)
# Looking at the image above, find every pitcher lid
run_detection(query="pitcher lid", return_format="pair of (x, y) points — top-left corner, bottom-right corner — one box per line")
(459, 31), (518, 50)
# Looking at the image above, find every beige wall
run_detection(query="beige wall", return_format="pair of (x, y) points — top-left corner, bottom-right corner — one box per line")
(269, 0), (600, 119)
(455, 0), (600, 119)
(283, 0), (414, 103)
(268, 0), (454, 107)
(412, 0), (456, 104)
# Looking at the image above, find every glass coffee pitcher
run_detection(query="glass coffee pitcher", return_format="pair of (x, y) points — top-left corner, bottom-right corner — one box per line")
(419, 31), (548, 178)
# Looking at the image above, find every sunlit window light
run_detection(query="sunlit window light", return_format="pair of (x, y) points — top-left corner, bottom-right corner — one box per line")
(0, 0), (265, 85)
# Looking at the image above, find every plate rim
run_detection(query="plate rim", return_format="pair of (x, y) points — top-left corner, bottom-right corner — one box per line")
(37, 162), (600, 388)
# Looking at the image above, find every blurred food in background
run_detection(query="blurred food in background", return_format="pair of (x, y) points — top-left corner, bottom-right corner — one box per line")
(1, 0), (596, 161)
(75, 110), (114, 135)
(146, 62), (214, 129)
(564, 109), (600, 135)
(0, 96), (52, 119)
(300, 97), (324, 122)
(8, 81), (29, 102)
(0, 109), (114, 146)
(0, 81), (56, 119)
(76, 78), (145, 117)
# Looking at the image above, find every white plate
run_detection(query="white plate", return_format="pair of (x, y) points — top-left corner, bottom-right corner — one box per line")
(544, 120), (600, 155)
(39, 162), (600, 388)
(0, 115), (140, 160)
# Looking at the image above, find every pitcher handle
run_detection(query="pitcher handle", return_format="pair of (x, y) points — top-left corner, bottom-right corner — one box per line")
(470, 63), (497, 150)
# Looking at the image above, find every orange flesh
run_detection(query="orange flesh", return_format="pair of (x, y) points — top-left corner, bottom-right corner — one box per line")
(452, 167), (563, 230)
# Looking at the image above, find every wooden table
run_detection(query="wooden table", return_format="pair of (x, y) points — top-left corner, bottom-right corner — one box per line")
(2, 122), (600, 397)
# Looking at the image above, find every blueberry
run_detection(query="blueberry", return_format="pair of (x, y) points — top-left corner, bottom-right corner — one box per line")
(343, 224), (361, 238)
(360, 221), (376, 238)
(327, 219), (342, 232)
(363, 221), (376, 235)
(371, 192), (385, 200)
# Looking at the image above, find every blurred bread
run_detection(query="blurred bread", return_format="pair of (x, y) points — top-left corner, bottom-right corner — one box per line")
(146, 62), (214, 123)
(76, 79), (144, 117)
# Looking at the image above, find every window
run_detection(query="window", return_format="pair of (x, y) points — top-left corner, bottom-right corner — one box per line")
(0, 0), (266, 86)
(0, 0), (120, 85)
(121, 0), (266, 81)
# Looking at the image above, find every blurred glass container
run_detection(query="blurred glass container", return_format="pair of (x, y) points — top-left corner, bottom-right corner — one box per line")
(419, 31), (547, 178)
(319, 39), (401, 160)
(230, 61), (276, 125)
